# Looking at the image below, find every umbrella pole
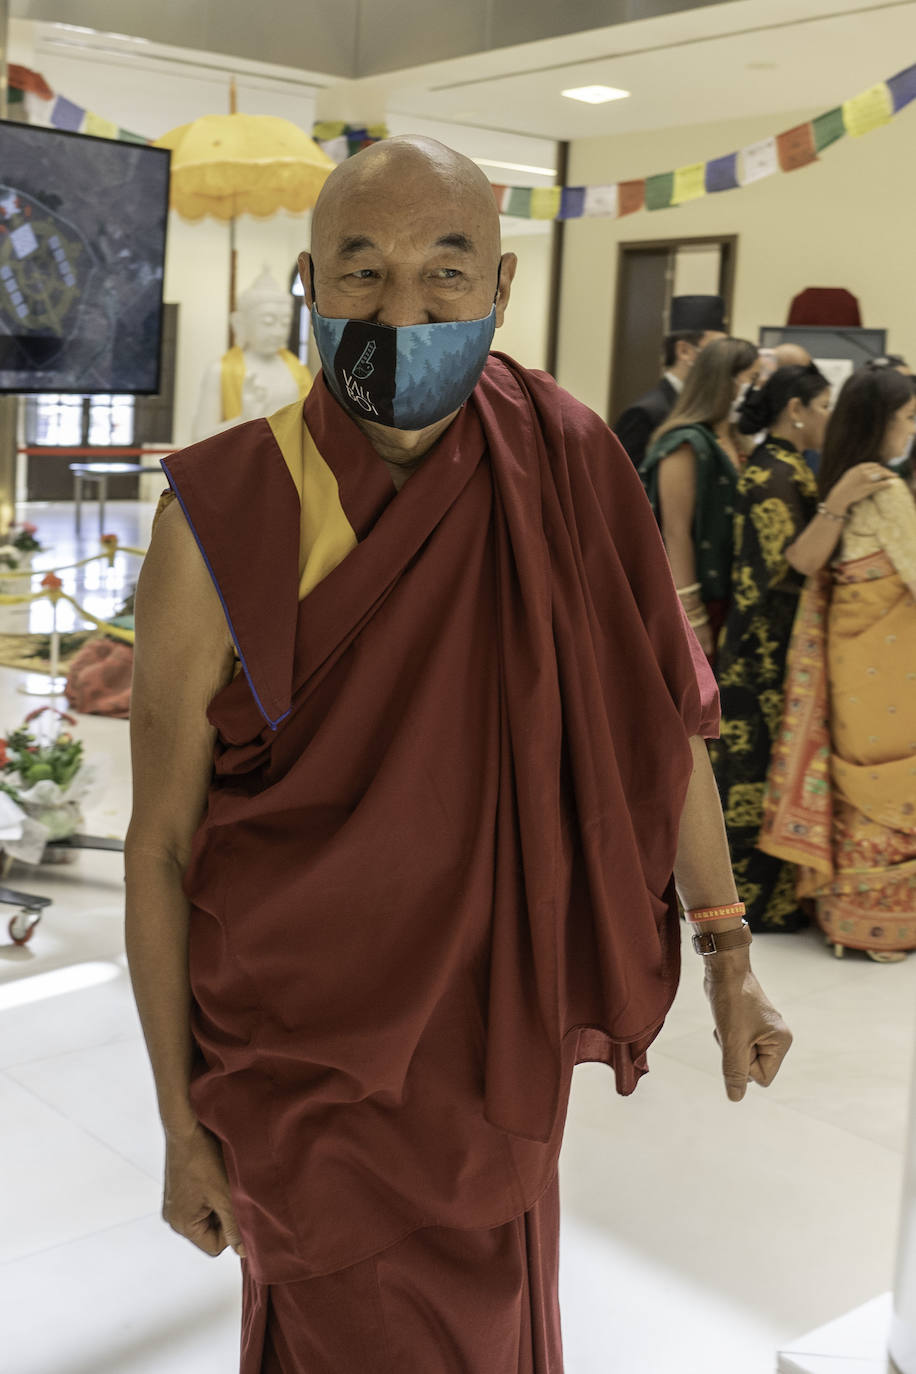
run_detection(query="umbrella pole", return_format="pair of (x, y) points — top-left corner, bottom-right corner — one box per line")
(228, 217), (237, 349)
(228, 76), (238, 348)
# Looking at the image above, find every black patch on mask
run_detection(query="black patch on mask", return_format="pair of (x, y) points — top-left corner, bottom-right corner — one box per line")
(333, 321), (398, 427)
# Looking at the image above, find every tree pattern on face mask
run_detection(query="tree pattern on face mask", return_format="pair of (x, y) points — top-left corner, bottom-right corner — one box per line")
(312, 307), (496, 429)
(392, 316), (496, 428)
(710, 436), (819, 931)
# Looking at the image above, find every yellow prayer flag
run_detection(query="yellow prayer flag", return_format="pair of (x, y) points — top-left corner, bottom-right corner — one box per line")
(84, 111), (119, 139)
(529, 186), (561, 220)
(671, 163), (706, 205)
(842, 83), (893, 138)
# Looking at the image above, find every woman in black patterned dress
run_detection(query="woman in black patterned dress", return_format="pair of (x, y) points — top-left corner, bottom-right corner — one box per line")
(712, 365), (888, 930)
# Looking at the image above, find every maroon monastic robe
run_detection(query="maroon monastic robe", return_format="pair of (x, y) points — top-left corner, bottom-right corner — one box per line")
(161, 354), (719, 1286)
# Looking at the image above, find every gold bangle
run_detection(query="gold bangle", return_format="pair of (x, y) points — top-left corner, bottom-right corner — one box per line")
(817, 502), (845, 524)
(676, 582), (702, 600)
(687, 613), (710, 629)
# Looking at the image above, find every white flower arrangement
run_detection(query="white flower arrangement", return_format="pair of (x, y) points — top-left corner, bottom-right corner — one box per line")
(0, 708), (96, 865)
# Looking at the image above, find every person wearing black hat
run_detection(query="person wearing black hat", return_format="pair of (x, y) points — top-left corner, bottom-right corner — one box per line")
(613, 295), (727, 470)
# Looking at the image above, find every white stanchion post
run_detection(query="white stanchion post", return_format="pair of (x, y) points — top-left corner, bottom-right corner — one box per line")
(19, 583), (67, 698)
(49, 594), (60, 694)
(890, 1046), (916, 1373)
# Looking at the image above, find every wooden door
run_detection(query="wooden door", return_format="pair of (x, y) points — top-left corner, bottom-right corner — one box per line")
(608, 236), (737, 424)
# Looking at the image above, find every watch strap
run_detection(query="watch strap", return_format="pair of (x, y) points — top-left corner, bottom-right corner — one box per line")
(691, 920), (752, 956)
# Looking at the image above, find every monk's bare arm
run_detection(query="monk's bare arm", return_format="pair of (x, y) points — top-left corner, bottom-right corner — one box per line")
(674, 737), (792, 1101)
(673, 736), (739, 923)
(125, 499), (236, 1140)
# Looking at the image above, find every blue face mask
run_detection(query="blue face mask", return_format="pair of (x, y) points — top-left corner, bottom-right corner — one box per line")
(310, 305), (496, 431)
(309, 260), (500, 430)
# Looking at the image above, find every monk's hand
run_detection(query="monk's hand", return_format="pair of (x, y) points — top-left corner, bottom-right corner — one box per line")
(703, 949), (792, 1102)
(163, 1120), (247, 1259)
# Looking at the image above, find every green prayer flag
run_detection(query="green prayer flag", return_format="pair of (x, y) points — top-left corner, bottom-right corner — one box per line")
(506, 187), (532, 218)
(645, 171), (675, 211)
(118, 128), (149, 144)
(812, 108), (845, 152)
(8, 86), (24, 105)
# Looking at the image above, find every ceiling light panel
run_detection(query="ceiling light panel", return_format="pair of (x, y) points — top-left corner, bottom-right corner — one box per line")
(562, 85), (630, 104)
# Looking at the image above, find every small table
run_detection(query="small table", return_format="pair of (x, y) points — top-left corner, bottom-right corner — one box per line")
(70, 462), (163, 537)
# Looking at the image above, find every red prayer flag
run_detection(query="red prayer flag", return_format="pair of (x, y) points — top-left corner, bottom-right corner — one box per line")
(8, 64), (53, 100)
(776, 123), (818, 172)
(618, 179), (646, 217)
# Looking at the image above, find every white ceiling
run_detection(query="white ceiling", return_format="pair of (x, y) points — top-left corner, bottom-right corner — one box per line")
(17, 0), (916, 151)
(334, 0), (916, 141)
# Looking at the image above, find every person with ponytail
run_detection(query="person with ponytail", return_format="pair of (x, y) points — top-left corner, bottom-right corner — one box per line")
(640, 337), (759, 663)
(713, 364), (838, 930)
(758, 366), (916, 957)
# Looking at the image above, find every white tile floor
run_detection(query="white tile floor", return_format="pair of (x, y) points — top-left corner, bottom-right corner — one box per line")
(1, 500), (914, 1373)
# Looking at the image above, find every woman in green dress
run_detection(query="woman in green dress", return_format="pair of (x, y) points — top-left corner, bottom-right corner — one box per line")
(640, 337), (759, 662)
(712, 364), (892, 930)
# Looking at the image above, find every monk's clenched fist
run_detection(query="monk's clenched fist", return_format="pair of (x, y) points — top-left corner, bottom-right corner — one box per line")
(163, 1121), (247, 1259)
(703, 952), (793, 1102)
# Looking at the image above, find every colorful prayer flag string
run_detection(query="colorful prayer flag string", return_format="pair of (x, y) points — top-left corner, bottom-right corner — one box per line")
(7, 59), (916, 221)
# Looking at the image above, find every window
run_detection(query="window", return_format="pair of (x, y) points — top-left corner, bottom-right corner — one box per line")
(23, 394), (136, 448)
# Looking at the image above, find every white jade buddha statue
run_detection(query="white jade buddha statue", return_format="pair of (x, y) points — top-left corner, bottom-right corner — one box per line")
(191, 267), (312, 442)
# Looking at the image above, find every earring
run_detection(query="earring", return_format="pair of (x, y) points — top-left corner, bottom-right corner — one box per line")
(793, 421), (804, 429)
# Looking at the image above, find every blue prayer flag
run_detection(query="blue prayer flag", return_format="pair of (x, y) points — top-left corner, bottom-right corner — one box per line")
(50, 95), (85, 132)
(705, 153), (739, 194)
(889, 63), (916, 114)
(559, 187), (586, 220)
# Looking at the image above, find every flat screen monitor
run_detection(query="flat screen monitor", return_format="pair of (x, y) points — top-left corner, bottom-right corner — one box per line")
(758, 325), (887, 367)
(0, 119), (170, 395)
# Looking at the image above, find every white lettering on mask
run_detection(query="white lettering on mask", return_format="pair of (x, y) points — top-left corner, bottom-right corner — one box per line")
(342, 369), (379, 416)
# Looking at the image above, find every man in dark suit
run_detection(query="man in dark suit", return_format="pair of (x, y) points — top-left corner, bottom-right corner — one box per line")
(613, 295), (727, 469)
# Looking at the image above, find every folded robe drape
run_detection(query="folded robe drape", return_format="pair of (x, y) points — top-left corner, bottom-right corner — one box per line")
(161, 355), (719, 1284)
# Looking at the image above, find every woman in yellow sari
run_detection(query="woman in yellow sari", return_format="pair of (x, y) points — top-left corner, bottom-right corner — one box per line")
(760, 367), (916, 959)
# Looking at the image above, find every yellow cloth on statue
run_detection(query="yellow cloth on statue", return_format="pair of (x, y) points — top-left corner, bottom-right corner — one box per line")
(220, 347), (312, 422)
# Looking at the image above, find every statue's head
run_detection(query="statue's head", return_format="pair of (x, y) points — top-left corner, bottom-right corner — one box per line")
(231, 268), (293, 355)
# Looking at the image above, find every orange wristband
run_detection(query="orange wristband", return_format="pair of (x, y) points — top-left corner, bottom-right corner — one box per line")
(685, 901), (747, 923)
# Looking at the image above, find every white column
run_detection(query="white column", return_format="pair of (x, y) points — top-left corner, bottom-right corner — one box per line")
(890, 1046), (916, 1373)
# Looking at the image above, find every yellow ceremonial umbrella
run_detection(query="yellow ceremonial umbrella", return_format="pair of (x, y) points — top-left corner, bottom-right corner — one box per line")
(154, 113), (335, 221)
(153, 104), (336, 332)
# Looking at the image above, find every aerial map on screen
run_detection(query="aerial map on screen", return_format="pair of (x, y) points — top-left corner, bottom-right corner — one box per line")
(0, 120), (170, 394)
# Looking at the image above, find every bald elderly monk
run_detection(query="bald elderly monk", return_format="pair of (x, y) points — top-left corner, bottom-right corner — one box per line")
(126, 136), (791, 1374)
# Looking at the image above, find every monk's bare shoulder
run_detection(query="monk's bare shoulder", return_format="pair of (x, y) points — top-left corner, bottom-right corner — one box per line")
(130, 493), (236, 852)
(135, 491), (235, 673)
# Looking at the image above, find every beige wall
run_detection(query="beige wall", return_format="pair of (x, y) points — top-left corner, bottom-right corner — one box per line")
(557, 108), (915, 420)
(497, 231), (553, 371)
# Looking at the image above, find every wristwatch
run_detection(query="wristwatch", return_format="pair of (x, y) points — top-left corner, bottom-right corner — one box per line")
(691, 920), (752, 956)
